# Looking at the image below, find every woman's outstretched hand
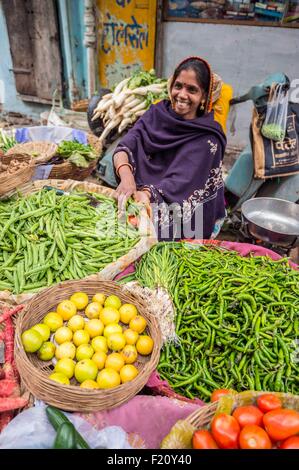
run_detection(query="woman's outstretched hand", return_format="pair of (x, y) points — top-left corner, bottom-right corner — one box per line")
(116, 170), (137, 216)
(134, 190), (152, 218)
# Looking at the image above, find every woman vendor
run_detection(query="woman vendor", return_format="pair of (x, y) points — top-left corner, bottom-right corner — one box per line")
(113, 57), (227, 240)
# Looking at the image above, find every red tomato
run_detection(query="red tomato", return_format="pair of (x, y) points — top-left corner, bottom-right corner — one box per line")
(192, 430), (219, 449)
(211, 413), (240, 449)
(232, 405), (264, 428)
(257, 394), (282, 413)
(128, 215), (138, 227)
(263, 409), (299, 441)
(279, 436), (299, 449)
(239, 425), (272, 449)
(211, 389), (233, 403)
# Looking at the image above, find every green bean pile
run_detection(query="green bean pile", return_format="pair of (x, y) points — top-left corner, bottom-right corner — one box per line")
(0, 189), (140, 294)
(135, 243), (299, 401)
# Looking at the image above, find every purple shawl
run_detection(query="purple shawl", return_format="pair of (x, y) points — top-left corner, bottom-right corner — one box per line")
(114, 100), (226, 240)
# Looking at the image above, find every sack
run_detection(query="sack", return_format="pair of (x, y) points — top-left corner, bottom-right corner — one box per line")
(261, 83), (289, 141)
(251, 102), (299, 179)
(96, 137), (122, 188)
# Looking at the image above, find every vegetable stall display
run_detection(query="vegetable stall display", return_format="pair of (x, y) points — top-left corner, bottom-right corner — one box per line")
(92, 70), (168, 142)
(0, 188), (141, 294)
(135, 242), (299, 400)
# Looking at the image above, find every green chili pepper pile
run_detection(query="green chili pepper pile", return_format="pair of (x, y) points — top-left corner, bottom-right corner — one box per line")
(135, 242), (299, 401)
(0, 189), (140, 294)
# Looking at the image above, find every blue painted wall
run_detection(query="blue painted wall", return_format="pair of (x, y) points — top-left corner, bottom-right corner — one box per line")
(57, 0), (88, 103)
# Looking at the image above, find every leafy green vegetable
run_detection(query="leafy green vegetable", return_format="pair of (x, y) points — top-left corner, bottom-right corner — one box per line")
(56, 139), (97, 168)
(128, 69), (167, 91)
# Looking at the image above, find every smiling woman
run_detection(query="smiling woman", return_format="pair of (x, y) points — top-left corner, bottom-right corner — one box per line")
(113, 56), (227, 241)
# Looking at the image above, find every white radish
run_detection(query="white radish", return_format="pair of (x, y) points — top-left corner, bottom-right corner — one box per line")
(99, 115), (122, 142)
(113, 89), (131, 110)
(112, 77), (130, 98)
(101, 92), (113, 101)
(122, 97), (143, 113)
(108, 104), (116, 121)
(134, 109), (147, 117)
(125, 83), (166, 96)
(93, 97), (113, 116)
(118, 117), (132, 134)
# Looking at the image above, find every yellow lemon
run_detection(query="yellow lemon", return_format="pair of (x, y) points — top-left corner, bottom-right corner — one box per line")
(92, 293), (106, 305)
(43, 312), (63, 332)
(80, 379), (100, 389)
(105, 352), (125, 372)
(55, 342), (76, 360)
(73, 329), (90, 347)
(91, 336), (108, 353)
(54, 326), (73, 345)
(103, 323), (122, 338)
(107, 333), (126, 352)
(54, 358), (75, 379)
(100, 307), (120, 326)
(120, 364), (139, 383)
(70, 292), (89, 310)
(92, 351), (107, 370)
(123, 329), (139, 345)
(85, 319), (104, 338)
(21, 329), (43, 353)
(56, 300), (77, 321)
(76, 343), (94, 361)
(37, 341), (55, 361)
(119, 304), (138, 324)
(104, 295), (122, 310)
(67, 315), (85, 332)
(136, 335), (154, 355)
(49, 372), (70, 385)
(129, 315), (147, 334)
(97, 368), (121, 389)
(75, 359), (98, 383)
(121, 345), (138, 364)
(85, 302), (103, 319)
(31, 323), (50, 342)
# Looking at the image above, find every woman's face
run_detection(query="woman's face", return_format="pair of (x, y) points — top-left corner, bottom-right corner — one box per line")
(171, 69), (204, 120)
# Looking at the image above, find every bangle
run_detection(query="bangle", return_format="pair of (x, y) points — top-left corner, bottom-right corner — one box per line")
(116, 163), (133, 177)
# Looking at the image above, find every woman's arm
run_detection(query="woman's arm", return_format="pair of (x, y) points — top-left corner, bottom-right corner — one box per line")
(114, 151), (137, 214)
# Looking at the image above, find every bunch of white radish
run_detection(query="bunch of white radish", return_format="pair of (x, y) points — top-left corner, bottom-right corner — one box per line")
(92, 70), (168, 143)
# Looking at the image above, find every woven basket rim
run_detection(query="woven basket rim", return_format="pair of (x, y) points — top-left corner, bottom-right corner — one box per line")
(0, 154), (35, 196)
(6, 141), (58, 164)
(15, 279), (162, 412)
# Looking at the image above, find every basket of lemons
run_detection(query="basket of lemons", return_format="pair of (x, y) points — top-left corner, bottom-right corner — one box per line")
(15, 280), (162, 412)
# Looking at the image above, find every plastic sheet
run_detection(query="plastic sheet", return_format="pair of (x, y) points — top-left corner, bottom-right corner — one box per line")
(0, 403), (131, 449)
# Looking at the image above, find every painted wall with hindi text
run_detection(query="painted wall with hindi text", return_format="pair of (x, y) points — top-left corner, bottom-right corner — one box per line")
(96, 0), (157, 88)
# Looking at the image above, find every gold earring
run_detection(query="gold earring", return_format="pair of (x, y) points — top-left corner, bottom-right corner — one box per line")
(200, 102), (205, 111)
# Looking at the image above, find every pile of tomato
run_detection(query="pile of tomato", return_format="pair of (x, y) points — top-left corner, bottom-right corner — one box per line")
(192, 393), (299, 449)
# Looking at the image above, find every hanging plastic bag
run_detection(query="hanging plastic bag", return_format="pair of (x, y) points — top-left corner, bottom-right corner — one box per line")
(261, 83), (289, 141)
(0, 403), (132, 449)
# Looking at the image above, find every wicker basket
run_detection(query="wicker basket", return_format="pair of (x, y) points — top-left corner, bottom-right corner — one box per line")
(161, 391), (299, 449)
(15, 279), (162, 412)
(6, 141), (58, 165)
(0, 154), (34, 197)
(48, 134), (102, 181)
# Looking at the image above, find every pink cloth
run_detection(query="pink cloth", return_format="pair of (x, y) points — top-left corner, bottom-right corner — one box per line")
(77, 394), (200, 449)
